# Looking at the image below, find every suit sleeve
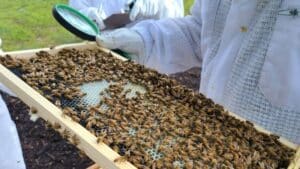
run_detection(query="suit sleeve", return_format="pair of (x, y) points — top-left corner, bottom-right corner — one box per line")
(131, 0), (202, 74)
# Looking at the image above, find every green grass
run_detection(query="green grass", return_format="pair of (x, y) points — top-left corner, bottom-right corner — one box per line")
(0, 0), (81, 51)
(0, 0), (194, 51)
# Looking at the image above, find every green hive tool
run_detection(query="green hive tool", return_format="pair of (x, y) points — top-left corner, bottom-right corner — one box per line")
(52, 4), (132, 59)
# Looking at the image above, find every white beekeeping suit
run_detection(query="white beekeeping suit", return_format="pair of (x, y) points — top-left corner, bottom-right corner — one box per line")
(97, 0), (300, 144)
(69, 0), (184, 30)
(69, 0), (126, 25)
(0, 84), (26, 169)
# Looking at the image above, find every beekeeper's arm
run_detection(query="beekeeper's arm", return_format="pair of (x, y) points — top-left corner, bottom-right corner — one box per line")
(69, 0), (184, 31)
(69, 0), (127, 30)
(126, 0), (184, 21)
(97, 0), (202, 74)
(69, 0), (107, 30)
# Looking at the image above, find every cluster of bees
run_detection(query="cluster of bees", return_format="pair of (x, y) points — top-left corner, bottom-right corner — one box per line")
(0, 49), (295, 169)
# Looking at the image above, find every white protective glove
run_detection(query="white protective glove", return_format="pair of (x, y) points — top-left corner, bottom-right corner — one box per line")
(0, 95), (26, 169)
(83, 7), (106, 30)
(126, 0), (160, 21)
(69, 0), (106, 30)
(96, 28), (145, 61)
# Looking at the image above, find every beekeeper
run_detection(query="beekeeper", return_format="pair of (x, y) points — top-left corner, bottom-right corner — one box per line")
(69, 0), (184, 30)
(97, 0), (300, 144)
(0, 86), (26, 168)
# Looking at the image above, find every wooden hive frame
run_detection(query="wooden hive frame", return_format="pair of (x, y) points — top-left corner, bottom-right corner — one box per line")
(0, 42), (299, 169)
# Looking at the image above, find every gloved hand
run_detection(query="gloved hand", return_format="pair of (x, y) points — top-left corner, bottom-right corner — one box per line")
(84, 8), (106, 30)
(96, 28), (145, 61)
(125, 0), (160, 21)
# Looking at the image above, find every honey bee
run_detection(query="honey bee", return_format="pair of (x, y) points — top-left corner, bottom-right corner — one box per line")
(30, 107), (38, 114)
(80, 111), (87, 119)
(112, 145), (119, 152)
(71, 115), (81, 123)
(269, 134), (280, 140)
(57, 71), (65, 78)
(53, 90), (62, 97)
(62, 107), (74, 116)
(64, 94), (74, 100)
(158, 145), (169, 153)
(41, 85), (51, 91)
(86, 121), (94, 130)
(45, 95), (53, 101)
(151, 161), (157, 169)
(71, 135), (80, 146)
(109, 119), (118, 127)
(53, 122), (61, 130)
(45, 120), (53, 129)
(163, 155), (173, 164)
(96, 136), (105, 144)
(54, 100), (61, 107)
(78, 150), (86, 158)
(62, 129), (71, 139)
(61, 110), (69, 118)
(114, 156), (127, 163)
(49, 45), (56, 50)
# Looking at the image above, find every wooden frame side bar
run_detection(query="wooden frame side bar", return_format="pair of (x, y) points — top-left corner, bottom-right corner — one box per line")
(288, 147), (300, 169)
(296, 147), (300, 169)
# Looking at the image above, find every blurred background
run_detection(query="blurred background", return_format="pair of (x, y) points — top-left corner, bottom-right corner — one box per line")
(0, 0), (194, 51)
